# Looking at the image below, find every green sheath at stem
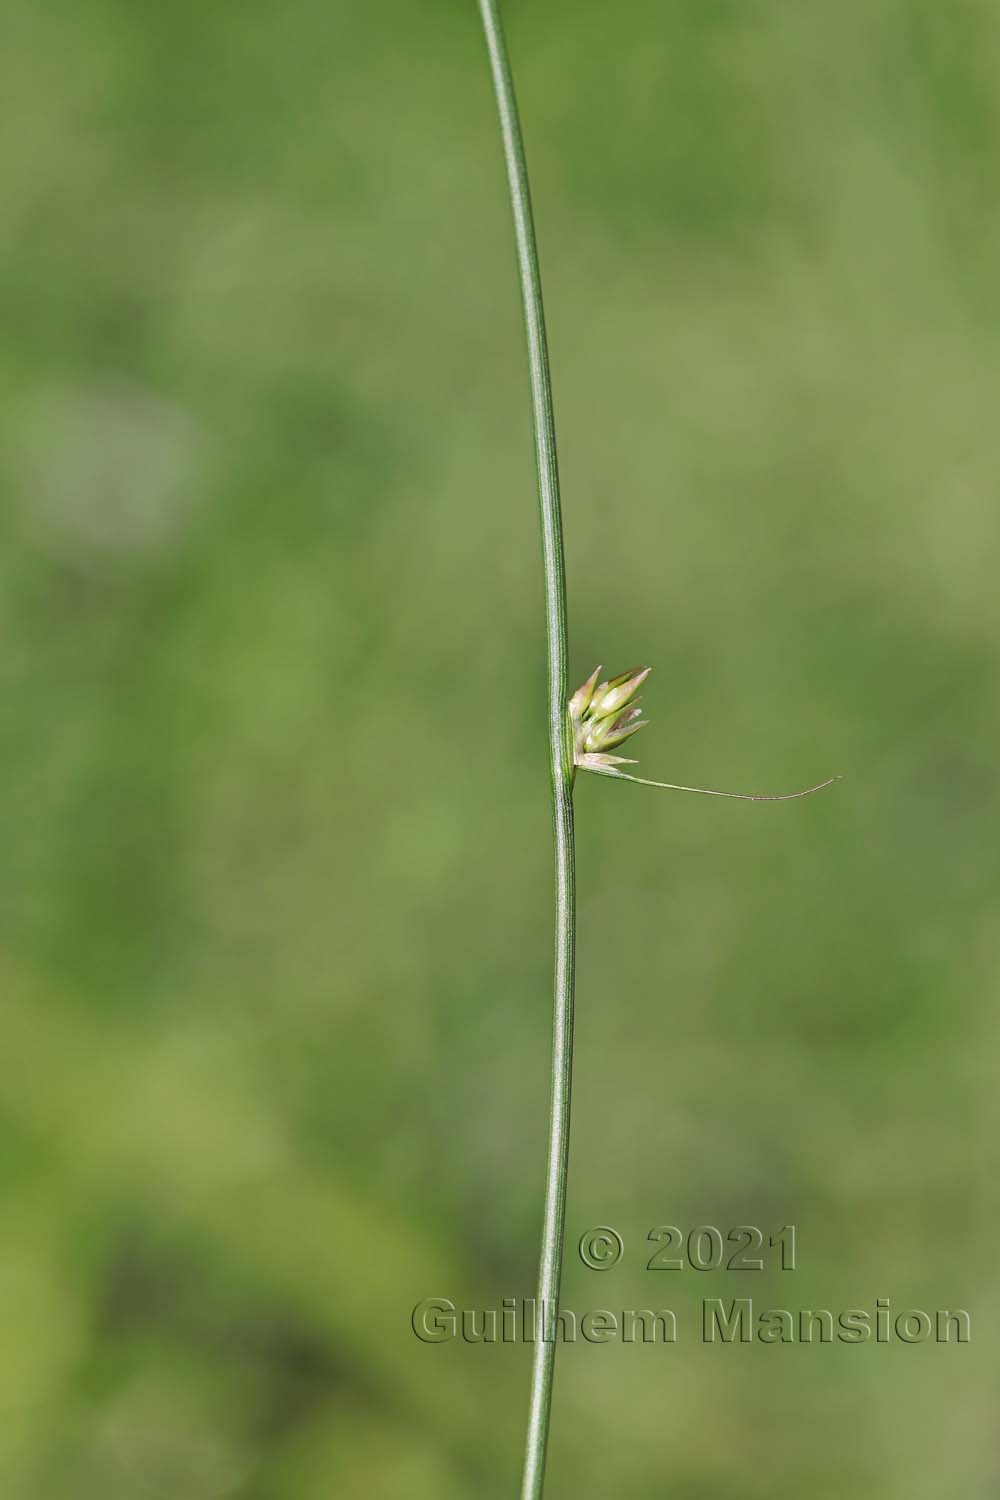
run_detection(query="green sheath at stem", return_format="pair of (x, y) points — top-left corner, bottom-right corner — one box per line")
(476, 3), (575, 1497)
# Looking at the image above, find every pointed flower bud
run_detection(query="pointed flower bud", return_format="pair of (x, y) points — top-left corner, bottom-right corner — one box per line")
(583, 705), (648, 753)
(568, 665), (602, 728)
(590, 666), (651, 720)
(576, 752), (638, 772)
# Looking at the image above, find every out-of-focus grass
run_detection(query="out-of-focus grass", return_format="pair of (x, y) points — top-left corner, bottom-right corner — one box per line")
(1, 0), (999, 1495)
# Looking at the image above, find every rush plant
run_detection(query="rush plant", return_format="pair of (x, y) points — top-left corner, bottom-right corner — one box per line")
(476, 4), (837, 1495)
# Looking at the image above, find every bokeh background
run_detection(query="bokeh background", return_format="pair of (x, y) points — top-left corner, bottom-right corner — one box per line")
(3, 0), (1000, 1494)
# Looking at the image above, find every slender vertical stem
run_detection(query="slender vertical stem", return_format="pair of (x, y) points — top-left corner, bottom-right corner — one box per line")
(476, 3), (575, 1497)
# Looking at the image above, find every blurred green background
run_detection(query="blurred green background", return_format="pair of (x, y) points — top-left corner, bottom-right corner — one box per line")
(2, 0), (999, 1494)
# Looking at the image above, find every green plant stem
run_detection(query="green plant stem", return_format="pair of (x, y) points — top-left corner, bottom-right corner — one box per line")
(477, 3), (575, 1497)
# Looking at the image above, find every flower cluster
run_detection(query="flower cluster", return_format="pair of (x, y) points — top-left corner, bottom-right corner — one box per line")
(568, 665), (651, 773)
(568, 662), (839, 801)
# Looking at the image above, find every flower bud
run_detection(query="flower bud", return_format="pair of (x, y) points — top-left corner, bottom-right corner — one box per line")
(583, 705), (648, 752)
(590, 666), (651, 719)
(576, 752), (638, 772)
(568, 665), (602, 727)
